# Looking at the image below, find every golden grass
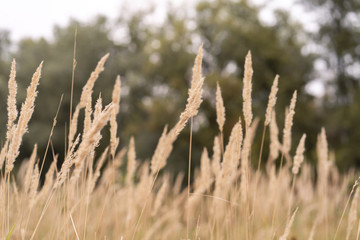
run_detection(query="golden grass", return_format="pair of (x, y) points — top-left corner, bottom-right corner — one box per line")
(0, 47), (359, 240)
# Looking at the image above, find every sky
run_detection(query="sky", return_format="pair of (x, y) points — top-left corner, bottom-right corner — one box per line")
(0, 0), (317, 41)
(0, 0), (192, 41)
(0, 0), (124, 41)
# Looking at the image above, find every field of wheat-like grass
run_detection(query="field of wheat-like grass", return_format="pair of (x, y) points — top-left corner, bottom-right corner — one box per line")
(0, 46), (358, 240)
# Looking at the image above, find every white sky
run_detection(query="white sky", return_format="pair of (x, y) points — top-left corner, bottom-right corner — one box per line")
(0, 0), (121, 40)
(0, 0), (186, 41)
(0, 0), (317, 41)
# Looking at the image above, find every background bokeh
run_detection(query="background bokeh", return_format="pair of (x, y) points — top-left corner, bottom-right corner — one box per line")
(0, 0), (359, 178)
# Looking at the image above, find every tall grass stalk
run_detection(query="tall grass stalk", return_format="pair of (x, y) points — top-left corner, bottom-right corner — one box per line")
(187, 116), (194, 240)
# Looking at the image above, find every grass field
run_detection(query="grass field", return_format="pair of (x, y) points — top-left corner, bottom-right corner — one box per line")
(0, 46), (358, 240)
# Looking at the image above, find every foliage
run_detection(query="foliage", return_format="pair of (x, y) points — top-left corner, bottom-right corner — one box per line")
(304, 0), (360, 170)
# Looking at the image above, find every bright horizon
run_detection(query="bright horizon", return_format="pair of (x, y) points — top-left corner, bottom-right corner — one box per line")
(0, 0), (316, 41)
(0, 0), (188, 41)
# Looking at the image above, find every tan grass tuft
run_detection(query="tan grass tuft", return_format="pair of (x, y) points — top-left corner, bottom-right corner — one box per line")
(6, 62), (43, 174)
(317, 128), (330, 198)
(150, 125), (168, 176)
(150, 45), (205, 178)
(0, 140), (9, 170)
(173, 45), (204, 136)
(83, 95), (93, 135)
(282, 90), (297, 156)
(216, 81), (225, 132)
(110, 75), (121, 159)
(29, 164), (40, 209)
(88, 147), (109, 195)
(240, 119), (258, 203)
(7, 59), (18, 137)
(126, 137), (137, 186)
(269, 110), (280, 163)
(264, 75), (279, 126)
(79, 53), (109, 108)
(292, 134), (306, 175)
(211, 136), (221, 179)
(70, 104), (113, 184)
(54, 134), (80, 189)
(222, 117), (243, 187)
(94, 94), (103, 120)
(199, 147), (212, 188)
(242, 51), (253, 129)
(68, 106), (80, 148)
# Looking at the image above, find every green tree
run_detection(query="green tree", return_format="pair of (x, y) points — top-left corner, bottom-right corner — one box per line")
(303, 0), (360, 170)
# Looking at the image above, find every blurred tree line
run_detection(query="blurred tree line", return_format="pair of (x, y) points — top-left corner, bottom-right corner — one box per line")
(303, 0), (360, 170)
(0, 0), (358, 176)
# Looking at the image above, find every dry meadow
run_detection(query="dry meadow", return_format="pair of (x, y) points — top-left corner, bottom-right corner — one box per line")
(0, 46), (358, 240)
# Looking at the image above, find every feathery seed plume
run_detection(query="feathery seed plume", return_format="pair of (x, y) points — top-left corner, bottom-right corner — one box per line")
(150, 125), (168, 176)
(216, 81), (225, 132)
(0, 140), (8, 170)
(68, 53), (109, 148)
(269, 111), (280, 162)
(68, 106), (80, 148)
(29, 164), (40, 209)
(200, 147), (212, 186)
(88, 147), (109, 195)
(7, 59), (18, 136)
(79, 53), (109, 108)
(83, 95), (92, 135)
(94, 94), (103, 120)
(292, 134), (306, 175)
(70, 104), (113, 184)
(317, 128), (329, 165)
(223, 117), (243, 186)
(242, 51), (253, 129)
(265, 75), (279, 126)
(54, 134), (80, 189)
(282, 91), (297, 156)
(110, 75), (121, 159)
(173, 45), (204, 136)
(149, 45), (205, 177)
(240, 120), (257, 203)
(211, 136), (221, 178)
(6, 62), (43, 174)
(126, 137), (137, 186)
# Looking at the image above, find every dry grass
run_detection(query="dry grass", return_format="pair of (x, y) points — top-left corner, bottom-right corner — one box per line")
(0, 47), (359, 240)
